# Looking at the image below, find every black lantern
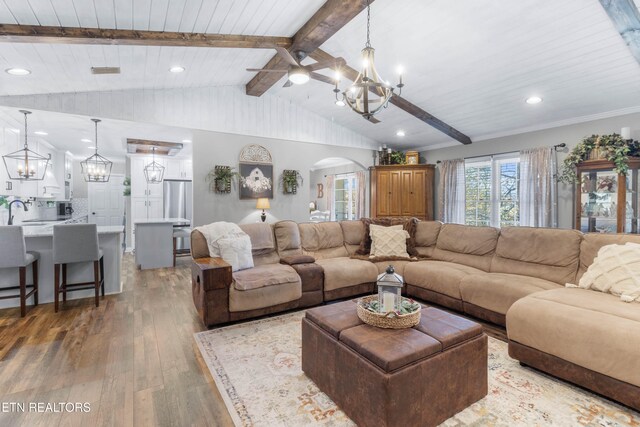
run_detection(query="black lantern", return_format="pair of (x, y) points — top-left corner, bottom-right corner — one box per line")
(2, 110), (49, 181)
(144, 147), (165, 184)
(80, 118), (113, 182)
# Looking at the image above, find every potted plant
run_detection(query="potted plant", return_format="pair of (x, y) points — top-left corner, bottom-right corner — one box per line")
(558, 134), (640, 183)
(207, 166), (240, 193)
(280, 170), (303, 194)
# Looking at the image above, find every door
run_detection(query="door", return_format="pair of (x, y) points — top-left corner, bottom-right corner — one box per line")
(89, 174), (125, 226)
(130, 157), (148, 197)
(389, 170), (402, 216)
(412, 170), (427, 218)
(401, 170), (414, 216)
(147, 197), (163, 219)
(376, 170), (391, 217)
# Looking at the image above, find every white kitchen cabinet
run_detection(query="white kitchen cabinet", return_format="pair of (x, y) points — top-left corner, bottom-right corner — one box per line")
(164, 158), (192, 180)
(147, 197), (163, 218)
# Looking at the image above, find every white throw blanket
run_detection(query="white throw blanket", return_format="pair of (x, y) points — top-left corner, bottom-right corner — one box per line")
(195, 222), (253, 272)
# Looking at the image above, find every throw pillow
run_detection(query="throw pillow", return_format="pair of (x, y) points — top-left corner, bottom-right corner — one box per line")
(356, 217), (419, 256)
(573, 242), (640, 303)
(370, 225), (410, 258)
(370, 224), (403, 254)
(218, 234), (254, 272)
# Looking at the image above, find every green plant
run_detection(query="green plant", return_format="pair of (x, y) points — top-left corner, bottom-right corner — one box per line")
(389, 150), (406, 165)
(206, 166), (240, 192)
(558, 134), (640, 183)
(123, 177), (131, 196)
(0, 196), (8, 209)
(280, 170), (303, 194)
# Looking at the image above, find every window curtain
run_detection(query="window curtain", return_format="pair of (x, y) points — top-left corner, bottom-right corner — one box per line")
(355, 170), (366, 219)
(325, 175), (335, 221)
(519, 147), (557, 227)
(439, 159), (466, 224)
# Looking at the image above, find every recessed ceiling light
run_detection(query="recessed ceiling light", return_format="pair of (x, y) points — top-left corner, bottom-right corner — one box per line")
(169, 66), (185, 73)
(5, 68), (31, 76)
(181, 139), (191, 143)
(87, 146), (96, 150)
(81, 138), (92, 143)
(396, 130), (406, 137)
(34, 131), (48, 136)
(525, 96), (543, 105)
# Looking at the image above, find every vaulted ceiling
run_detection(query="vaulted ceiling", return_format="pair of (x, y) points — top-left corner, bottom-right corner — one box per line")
(0, 0), (639, 151)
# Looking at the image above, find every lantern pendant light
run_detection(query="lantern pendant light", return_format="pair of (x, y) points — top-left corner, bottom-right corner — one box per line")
(80, 118), (113, 182)
(144, 146), (164, 184)
(2, 110), (49, 181)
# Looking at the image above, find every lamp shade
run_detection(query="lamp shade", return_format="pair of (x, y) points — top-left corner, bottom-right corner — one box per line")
(256, 198), (270, 210)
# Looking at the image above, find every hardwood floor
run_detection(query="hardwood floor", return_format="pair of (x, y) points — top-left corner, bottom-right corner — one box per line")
(0, 254), (234, 427)
(0, 254), (507, 427)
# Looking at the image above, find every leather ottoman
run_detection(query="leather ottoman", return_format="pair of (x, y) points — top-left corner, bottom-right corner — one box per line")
(301, 301), (488, 427)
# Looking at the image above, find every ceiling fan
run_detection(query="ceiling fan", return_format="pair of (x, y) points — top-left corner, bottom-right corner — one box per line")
(247, 48), (346, 87)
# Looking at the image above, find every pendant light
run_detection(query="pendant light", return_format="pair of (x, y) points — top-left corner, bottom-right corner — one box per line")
(333, 0), (405, 120)
(80, 118), (113, 182)
(2, 110), (49, 181)
(144, 147), (164, 184)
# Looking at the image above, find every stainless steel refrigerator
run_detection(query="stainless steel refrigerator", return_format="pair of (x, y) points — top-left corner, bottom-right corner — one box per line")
(163, 180), (193, 251)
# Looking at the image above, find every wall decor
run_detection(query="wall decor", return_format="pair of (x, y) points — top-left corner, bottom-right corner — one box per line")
(207, 165), (238, 193)
(239, 163), (273, 199)
(281, 170), (303, 194)
(239, 144), (273, 164)
(317, 183), (324, 198)
(405, 151), (419, 165)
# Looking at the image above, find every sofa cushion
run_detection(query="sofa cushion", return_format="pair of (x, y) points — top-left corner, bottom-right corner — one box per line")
(356, 217), (419, 256)
(218, 234), (254, 272)
(315, 257), (378, 291)
(374, 260), (411, 276)
(414, 221), (442, 258)
(460, 273), (560, 316)
(404, 260), (485, 299)
(431, 224), (499, 271)
(229, 280), (301, 312)
(577, 233), (640, 282)
(340, 220), (365, 255)
(233, 263), (300, 291)
(274, 220), (303, 258)
(491, 227), (582, 284)
(507, 288), (640, 387)
(370, 225), (410, 258)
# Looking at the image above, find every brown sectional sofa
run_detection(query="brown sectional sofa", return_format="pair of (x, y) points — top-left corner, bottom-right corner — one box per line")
(190, 219), (640, 410)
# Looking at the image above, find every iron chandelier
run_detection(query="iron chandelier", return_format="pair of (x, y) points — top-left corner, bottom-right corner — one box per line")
(2, 110), (49, 181)
(80, 118), (113, 182)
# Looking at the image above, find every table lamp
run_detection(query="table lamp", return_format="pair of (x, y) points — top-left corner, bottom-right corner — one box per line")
(256, 198), (270, 222)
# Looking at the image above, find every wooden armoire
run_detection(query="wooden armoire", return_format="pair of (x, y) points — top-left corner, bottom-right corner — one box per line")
(370, 164), (435, 220)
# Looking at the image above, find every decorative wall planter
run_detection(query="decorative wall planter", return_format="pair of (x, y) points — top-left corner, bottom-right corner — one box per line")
(281, 170), (303, 195)
(207, 165), (238, 194)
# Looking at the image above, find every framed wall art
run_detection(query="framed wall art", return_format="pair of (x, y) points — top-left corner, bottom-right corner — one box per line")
(239, 162), (273, 199)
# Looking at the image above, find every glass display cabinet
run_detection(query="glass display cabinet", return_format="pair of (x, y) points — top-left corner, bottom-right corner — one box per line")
(575, 158), (640, 234)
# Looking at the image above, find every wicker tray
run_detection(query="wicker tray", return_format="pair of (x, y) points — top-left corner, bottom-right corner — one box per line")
(356, 295), (421, 329)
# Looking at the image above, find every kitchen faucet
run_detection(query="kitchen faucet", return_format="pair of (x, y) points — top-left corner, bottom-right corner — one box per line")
(7, 199), (29, 225)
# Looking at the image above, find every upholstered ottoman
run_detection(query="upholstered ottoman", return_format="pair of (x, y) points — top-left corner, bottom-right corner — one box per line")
(302, 301), (488, 427)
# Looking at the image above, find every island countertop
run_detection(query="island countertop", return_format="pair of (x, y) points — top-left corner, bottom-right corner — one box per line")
(23, 225), (124, 238)
(134, 218), (189, 225)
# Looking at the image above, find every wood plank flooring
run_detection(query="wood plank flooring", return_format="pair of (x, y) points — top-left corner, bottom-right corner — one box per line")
(0, 254), (234, 427)
(0, 254), (506, 427)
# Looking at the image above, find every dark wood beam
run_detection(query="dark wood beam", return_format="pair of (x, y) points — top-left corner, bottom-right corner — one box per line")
(599, 0), (640, 65)
(309, 50), (472, 145)
(245, 0), (371, 97)
(0, 24), (291, 49)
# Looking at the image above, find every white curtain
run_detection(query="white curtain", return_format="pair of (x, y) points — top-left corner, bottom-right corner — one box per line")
(355, 170), (366, 219)
(519, 147), (557, 227)
(439, 159), (466, 224)
(325, 175), (335, 221)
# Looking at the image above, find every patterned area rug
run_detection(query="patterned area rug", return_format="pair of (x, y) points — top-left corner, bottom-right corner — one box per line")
(194, 311), (640, 427)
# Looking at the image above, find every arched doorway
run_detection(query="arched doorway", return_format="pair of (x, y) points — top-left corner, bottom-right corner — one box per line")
(309, 157), (367, 222)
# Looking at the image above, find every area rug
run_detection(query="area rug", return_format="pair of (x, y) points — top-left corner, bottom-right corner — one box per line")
(194, 311), (640, 426)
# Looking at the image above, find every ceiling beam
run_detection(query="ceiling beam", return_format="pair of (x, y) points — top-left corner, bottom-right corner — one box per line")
(245, 0), (371, 97)
(309, 50), (472, 145)
(0, 24), (291, 49)
(599, 0), (640, 65)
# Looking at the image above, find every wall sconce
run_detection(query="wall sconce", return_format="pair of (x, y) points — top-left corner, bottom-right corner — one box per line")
(256, 198), (270, 222)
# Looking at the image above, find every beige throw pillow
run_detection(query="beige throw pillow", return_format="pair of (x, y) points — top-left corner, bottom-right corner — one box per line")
(370, 224), (403, 254)
(369, 224), (410, 258)
(571, 242), (640, 303)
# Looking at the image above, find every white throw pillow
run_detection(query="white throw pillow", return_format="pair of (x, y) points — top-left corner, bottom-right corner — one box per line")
(369, 225), (410, 258)
(218, 234), (254, 272)
(369, 224), (403, 254)
(574, 242), (640, 303)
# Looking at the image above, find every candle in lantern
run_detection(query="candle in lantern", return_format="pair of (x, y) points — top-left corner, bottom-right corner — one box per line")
(382, 292), (395, 313)
(621, 127), (631, 140)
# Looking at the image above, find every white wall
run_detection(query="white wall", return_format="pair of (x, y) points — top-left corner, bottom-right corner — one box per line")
(423, 112), (640, 229)
(192, 129), (375, 226)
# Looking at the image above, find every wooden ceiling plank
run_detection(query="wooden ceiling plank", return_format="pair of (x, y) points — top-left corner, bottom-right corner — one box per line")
(245, 0), (370, 97)
(309, 49), (472, 145)
(0, 24), (292, 49)
(598, 0), (640, 65)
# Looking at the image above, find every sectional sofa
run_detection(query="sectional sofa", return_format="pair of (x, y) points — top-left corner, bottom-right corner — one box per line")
(190, 219), (640, 411)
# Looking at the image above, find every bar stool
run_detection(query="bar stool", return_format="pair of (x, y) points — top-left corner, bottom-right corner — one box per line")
(53, 224), (104, 312)
(0, 226), (39, 317)
(173, 227), (192, 267)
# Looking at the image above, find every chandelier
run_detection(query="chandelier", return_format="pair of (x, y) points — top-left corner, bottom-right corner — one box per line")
(144, 147), (165, 184)
(333, 0), (404, 120)
(80, 118), (113, 182)
(2, 110), (49, 181)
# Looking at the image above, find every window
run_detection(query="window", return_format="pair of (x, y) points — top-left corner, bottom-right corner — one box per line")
(334, 173), (357, 220)
(465, 155), (520, 227)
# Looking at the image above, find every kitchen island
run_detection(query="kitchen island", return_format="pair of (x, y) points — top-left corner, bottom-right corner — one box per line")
(0, 225), (124, 310)
(134, 218), (189, 269)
